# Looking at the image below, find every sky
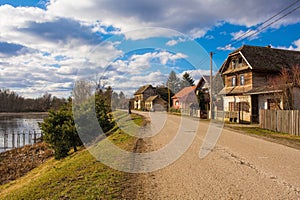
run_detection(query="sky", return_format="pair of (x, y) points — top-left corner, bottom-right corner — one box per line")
(1, 0), (300, 98)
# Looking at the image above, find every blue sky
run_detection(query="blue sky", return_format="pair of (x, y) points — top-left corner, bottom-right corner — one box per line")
(1, 0), (300, 97)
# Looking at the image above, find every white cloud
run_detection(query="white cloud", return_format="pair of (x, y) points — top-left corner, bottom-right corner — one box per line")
(189, 28), (208, 39)
(46, 0), (300, 38)
(180, 69), (212, 83)
(166, 37), (188, 46)
(124, 27), (181, 40)
(230, 29), (258, 41)
(272, 38), (300, 51)
(217, 44), (235, 51)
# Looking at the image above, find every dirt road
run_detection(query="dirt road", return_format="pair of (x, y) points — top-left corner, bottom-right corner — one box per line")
(132, 111), (300, 199)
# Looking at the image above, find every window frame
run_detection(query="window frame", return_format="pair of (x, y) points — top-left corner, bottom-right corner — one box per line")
(232, 76), (236, 86)
(240, 74), (245, 86)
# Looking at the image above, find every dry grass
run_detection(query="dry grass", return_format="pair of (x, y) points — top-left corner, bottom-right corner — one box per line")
(0, 142), (53, 185)
(0, 111), (145, 199)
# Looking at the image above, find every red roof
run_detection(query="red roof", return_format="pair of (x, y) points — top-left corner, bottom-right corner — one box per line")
(172, 86), (196, 99)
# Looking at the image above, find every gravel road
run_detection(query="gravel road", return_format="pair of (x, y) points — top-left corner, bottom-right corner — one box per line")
(132, 111), (300, 199)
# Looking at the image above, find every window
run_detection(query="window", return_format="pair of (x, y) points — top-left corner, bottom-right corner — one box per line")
(240, 75), (245, 85)
(229, 102), (249, 112)
(229, 102), (238, 111)
(232, 76), (236, 86)
(232, 60), (237, 69)
(238, 57), (243, 64)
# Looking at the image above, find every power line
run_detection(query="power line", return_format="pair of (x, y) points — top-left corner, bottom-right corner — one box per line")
(232, 0), (300, 43)
(226, 0), (300, 48)
(241, 4), (300, 42)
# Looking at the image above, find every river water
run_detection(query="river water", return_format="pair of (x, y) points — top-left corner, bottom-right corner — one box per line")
(0, 113), (47, 152)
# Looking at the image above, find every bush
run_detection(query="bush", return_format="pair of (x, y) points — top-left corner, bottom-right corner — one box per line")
(39, 105), (82, 159)
(170, 107), (181, 113)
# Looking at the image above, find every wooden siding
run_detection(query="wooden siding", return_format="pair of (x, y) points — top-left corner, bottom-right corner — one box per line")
(252, 72), (268, 87)
(224, 71), (252, 88)
(260, 109), (300, 136)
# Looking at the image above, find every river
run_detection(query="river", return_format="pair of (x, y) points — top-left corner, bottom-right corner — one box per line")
(0, 113), (48, 152)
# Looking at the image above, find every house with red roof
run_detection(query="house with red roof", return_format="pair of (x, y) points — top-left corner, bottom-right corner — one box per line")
(172, 86), (198, 115)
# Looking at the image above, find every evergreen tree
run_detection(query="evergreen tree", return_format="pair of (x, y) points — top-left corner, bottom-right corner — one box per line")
(181, 72), (195, 87)
(166, 71), (181, 94)
(39, 103), (82, 159)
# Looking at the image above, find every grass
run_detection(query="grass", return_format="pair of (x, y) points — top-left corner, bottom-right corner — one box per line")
(0, 110), (144, 200)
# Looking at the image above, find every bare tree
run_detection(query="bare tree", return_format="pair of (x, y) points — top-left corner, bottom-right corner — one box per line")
(269, 65), (300, 110)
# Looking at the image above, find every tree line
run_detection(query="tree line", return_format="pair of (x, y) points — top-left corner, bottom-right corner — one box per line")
(0, 88), (66, 112)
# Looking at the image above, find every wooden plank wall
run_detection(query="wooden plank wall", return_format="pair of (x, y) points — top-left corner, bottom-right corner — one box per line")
(260, 109), (300, 136)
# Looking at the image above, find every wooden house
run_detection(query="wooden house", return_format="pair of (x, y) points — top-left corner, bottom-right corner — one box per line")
(134, 85), (156, 110)
(145, 95), (168, 111)
(195, 76), (211, 118)
(219, 45), (300, 123)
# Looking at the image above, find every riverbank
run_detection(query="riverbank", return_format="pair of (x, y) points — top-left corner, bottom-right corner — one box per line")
(0, 112), (48, 116)
(0, 142), (53, 185)
(0, 111), (145, 199)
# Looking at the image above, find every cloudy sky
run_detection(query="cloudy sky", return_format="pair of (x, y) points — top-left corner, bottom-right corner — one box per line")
(1, 0), (300, 97)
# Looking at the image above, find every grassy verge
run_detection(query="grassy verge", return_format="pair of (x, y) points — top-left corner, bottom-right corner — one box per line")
(0, 110), (144, 200)
(226, 125), (300, 150)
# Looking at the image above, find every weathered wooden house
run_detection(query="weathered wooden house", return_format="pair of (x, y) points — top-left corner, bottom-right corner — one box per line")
(219, 45), (300, 123)
(145, 95), (168, 111)
(134, 85), (156, 110)
(195, 76), (211, 118)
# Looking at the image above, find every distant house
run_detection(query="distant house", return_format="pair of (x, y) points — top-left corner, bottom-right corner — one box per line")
(172, 86), (198, 115)
(219, 45), (300, 123)
(145, 95), (168, 111)
(195, 76), (211, 118)
(134, 85), (156, 110)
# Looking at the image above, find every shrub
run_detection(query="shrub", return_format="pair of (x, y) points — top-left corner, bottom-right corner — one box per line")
(39, 105), (82, 159)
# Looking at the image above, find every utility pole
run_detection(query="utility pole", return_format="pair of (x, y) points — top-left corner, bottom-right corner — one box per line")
(168, 82), (170, 112)
(210, 52), (213, 120)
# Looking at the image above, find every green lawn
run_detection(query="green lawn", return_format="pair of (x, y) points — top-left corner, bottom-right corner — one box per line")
(0, 111), (143, 200)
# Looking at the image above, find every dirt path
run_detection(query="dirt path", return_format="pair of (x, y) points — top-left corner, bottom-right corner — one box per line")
(133, 111), (300, 199)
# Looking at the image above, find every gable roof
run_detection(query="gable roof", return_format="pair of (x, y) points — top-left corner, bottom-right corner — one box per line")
(172, 86), (196, 99)
(134, 85), (154, 95)
(196, 75), (210, 89)
(145, 95), (158, 102)
(220, 45), (300, 73)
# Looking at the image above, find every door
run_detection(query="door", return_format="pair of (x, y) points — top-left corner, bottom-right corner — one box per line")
(251, 95), (259, 123)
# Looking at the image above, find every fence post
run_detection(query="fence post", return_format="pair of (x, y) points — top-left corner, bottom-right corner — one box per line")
(4, 130), (8, 150)
(28, 130), (30, 144)
(12, 130), (15, 148)
(22, 131), (26, 146)
(33, 131), (37, 144)
(17, 131), (20, 148)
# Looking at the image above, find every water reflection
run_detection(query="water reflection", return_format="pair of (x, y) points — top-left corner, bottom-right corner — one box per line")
(0, 113), (47, 152)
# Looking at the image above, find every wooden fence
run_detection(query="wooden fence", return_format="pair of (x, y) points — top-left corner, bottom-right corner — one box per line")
(260, 109), (300, 136)
(0, 130), (42, 151)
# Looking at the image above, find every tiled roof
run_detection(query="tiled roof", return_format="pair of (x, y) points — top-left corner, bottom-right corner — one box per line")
(172, 86), (196, 99)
